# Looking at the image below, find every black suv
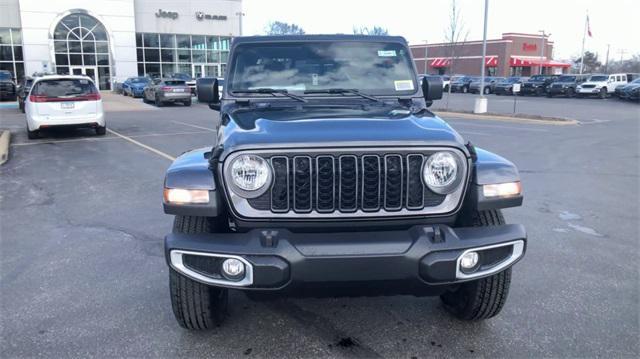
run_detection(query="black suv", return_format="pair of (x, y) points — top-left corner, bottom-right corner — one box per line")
(450, 76), (478, 93)
(546, 74), (588, 98)
(163, 35), (527, 330)
(0, 70), (17, 101)
(16, 77), (34, 112)
(520, 74), (559, 96)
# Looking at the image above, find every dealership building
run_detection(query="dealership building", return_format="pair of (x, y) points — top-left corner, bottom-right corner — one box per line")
(0, 0), (242, 89)
(410, 33), (571, 77)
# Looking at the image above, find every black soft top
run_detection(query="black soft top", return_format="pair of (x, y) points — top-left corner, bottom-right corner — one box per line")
(232, 34), (408, 47)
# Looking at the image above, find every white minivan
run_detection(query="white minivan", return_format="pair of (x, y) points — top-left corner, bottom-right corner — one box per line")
(25, 75), (105, 139)
(576, 73), (628, 99)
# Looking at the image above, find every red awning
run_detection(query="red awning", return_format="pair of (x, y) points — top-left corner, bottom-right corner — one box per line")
(510, 57), (571, 68)
(430, 58), (451, 67)
(485, 56), (498, 67)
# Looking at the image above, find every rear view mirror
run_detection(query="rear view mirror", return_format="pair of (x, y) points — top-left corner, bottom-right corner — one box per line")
(422, 76), (443, 106)
(196, 77), (220, 111)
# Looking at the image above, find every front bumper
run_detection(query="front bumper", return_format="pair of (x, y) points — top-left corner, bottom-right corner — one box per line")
(576, 87), (600, 94)
(165, 223), (527, 293)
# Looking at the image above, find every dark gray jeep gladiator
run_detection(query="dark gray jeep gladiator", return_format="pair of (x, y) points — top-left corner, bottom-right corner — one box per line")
(163, 35), (526, 330)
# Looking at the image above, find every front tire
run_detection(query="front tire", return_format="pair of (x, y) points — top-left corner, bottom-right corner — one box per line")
(462, 86), (468, 93)
(483, 87), (491, 95)
(441, 209), (512, 321)
(599, 87), (607, 99)
(170, 215), (229, 330)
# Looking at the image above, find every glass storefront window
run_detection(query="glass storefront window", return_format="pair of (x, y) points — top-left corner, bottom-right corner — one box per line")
(97, 54), (109, 66)
(144, 48), (160, 62)
(96, 42), (109, 54)
(143, 33), (159, 48)
(160, 34), (175, 49)
(176, 35), (190, 48)
(0, 29), (11, 45)
(136, 32), (232, 79)
(0, 46), (12, 61)
(192, 36), (205, 50)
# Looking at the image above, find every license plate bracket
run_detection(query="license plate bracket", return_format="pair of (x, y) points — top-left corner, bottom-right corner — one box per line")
(61, 102), (75, 109)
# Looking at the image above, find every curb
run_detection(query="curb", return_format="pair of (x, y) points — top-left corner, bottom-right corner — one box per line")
(0, 130), (10, 165)
(432, 110), (578, 125)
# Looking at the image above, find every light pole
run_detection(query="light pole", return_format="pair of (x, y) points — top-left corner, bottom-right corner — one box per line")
(474, 0), (489, 114)
(423, 40), (428, 75)
(538, 30), (550, 75)
(236, 12), (245, 36)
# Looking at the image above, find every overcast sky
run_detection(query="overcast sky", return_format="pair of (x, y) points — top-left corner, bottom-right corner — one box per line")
(242, 0), (639, 62)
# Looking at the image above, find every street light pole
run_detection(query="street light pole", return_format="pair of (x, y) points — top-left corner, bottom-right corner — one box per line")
(423, 40), (428, 74)
(236, 12), (245, 36)
(474, 0), (489, 114)
(538, 30), (546, 75)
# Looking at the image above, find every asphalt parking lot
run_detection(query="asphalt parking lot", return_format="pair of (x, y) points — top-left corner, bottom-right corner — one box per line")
(1, 93), (638, 358)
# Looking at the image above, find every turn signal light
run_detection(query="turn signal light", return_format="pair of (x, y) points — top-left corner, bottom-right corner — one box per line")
(163, 188), (209, 204)
(483, 182), (522, 198)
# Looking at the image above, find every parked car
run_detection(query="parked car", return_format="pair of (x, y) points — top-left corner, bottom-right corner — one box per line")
(25, 75), (105, 139)
(0, 70), (17, 101)
(468, 77), (506, 94)
(441, 75), (451, 91)
(493, 77), (527, 95)
(615, 78), (640, 102)
(546, 74), (589, 98)
(122, 77), (151, 97)
(162, 35), (527, 330)
(143, 78), (191, 107)
(520, 75), (559, 96)
(450, 76), (479, 93)
(17, 77), (34, 113)
(171, 73), (197, 95)
(576, 73), (629, 99)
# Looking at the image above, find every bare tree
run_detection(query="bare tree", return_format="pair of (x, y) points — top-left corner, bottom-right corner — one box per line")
(353, 26), (389, 36)
(265, 21), (305, 35)
(443, 0), (468, 109)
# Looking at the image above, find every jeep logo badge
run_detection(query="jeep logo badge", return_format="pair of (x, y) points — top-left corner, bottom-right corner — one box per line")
(155, 9), (178, 20)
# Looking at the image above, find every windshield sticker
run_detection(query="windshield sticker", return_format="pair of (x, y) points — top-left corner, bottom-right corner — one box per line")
(394, 80), (414, 91)
(378, 50), (397, 57)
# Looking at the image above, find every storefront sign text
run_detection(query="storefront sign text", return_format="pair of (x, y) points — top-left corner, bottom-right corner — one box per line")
(156, 9), (178, 19)
(196, 12), (228, 21)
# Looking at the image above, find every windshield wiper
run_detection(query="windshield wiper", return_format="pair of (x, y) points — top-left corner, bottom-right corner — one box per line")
(304, 88), (383, 103)
(231, 88), (307, 102)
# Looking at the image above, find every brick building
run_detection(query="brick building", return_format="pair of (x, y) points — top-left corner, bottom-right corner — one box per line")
(410, 33), (570, 77)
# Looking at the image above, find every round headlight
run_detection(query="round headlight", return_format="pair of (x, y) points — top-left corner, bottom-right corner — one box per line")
(423, 151), (461, 194)
(229, 154), (272, 197)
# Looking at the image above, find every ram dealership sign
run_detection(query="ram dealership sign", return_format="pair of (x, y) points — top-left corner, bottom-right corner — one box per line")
(196, 11), (228, 21)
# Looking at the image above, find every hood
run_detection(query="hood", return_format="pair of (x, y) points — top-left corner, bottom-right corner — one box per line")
(219, 112), (466, 159)
(581, 80), (607, 85)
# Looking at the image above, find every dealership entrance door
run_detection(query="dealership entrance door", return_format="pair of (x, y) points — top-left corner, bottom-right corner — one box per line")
(192, 64), (221, 78)
(70, 66), (98, 87)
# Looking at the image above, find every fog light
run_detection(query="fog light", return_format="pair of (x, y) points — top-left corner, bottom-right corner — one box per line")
(460, 251), (479, 270)
(221, 258), (245, 281)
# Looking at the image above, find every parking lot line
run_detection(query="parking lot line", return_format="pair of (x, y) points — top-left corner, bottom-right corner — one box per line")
(106, 128), (176, 161)
(172, 120), (216, 132)
(10, 130), (211, 147)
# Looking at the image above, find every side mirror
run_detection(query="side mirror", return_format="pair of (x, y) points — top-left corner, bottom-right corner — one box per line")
(422, 76), (443, 106)
(196, 77), (220, 111)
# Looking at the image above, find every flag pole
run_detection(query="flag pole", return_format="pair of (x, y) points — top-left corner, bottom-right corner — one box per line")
(579, 13), (587, 74)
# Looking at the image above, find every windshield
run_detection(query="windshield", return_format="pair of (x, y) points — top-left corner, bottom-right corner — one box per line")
(228, 41), (418, 96)
(172, 73), (192, 80)
(501, 77), (520, 83)
(588, 75), (608, 81)
(131, 77), (149, 84)
(529, 75), (546, 81)
(557, 76), (576, 82)
(32, 79), (98, 97)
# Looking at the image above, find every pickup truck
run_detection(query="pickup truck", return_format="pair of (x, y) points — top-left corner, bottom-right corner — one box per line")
(162, 35), (527, 330)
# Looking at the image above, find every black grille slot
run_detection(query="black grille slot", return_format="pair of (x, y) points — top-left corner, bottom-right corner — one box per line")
(339, 156), (358, 212)
(244, 152), (449, 215)
(384, 155), (403, 210)
(361, 155), (381, 211)
(270, 157), (289, 212)
(406, 154), (425, 209)
(316, 156), (335, 212)
(293, 156), (312, 212)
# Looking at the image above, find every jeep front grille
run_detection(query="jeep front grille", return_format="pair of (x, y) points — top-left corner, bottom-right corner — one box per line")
(224, 148), (469, 219)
